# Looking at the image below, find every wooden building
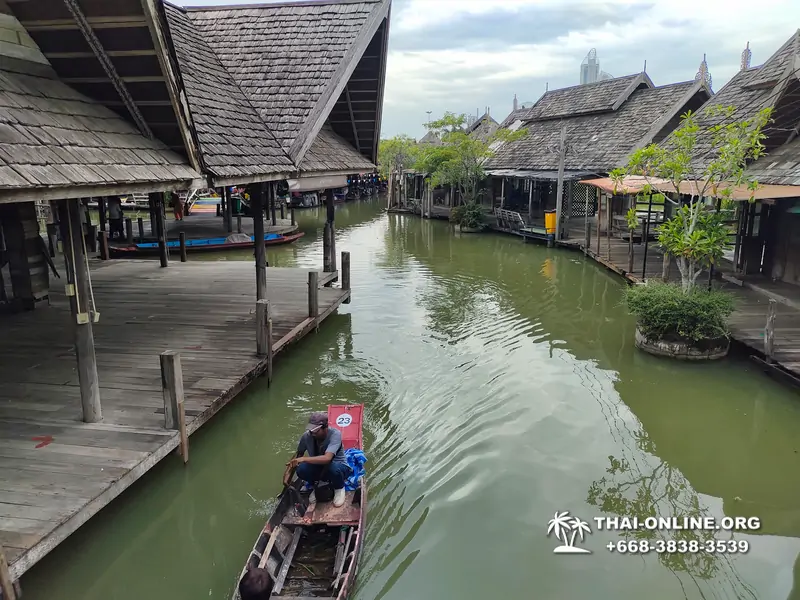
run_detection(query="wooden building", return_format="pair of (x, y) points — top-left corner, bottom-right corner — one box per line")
(465, 109), (499, 142)
(484, 72), (712, 239)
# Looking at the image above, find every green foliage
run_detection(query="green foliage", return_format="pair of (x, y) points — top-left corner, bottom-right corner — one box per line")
(450, 202), (485, 229)
(414, 112), (526, 204)
(625, 207), (638, 231)
(378, 135), (418, 179)
(625, 283), (734, 342)
(618, 106), (772, 293)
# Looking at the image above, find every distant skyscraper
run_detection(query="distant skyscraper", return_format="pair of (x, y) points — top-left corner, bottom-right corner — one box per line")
(580, 49), (600, 84)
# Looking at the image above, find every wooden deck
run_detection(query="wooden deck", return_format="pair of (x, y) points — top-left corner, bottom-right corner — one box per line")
(0, 260), (349, 580)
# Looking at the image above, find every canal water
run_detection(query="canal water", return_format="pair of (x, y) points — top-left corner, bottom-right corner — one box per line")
(21, 197), (800, 600)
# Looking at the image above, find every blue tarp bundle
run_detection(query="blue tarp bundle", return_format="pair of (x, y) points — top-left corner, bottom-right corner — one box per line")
(344, 448), (367, 491)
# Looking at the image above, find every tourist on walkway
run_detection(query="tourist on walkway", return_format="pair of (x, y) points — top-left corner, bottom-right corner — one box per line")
(107, 197), (123, 240)
(170, 192), (184, 221)
(287, 412), (350, 507)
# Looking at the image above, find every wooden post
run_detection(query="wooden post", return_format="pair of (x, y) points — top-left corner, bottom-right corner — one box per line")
(256, 298), (269, 356)
(57, 199), (102, 423)
(99, 231), (109, 260)
(291, 207), (296, 226)
(627, 213), (634, 274)
(584, 183), (591, 255)
(150, 192), (168, 268)
(765, 299), (777, 363)
(500, 177), (505, 210)
(641, 194), (653, 280)
(342, 251), (351, 304)
(270, 182), (277, 226)
(606, 195), (613, 261)
(323, 222), (332, 272)
(46, 222), (57, 257)
(280, 202), (285, 220)
(224, 187), (233, 233)
(125, 217), (133, 244)
(137, 217), (144, 241)
(308, 271), (319, 321)
(253, 183), (267, 301)
(596, 192), (602, 255)
(160, 350), (188, 464)
(237, 215), (242, 234)
(0, 545), (16, 600)
(179, 232), (187, 262)
(662, 252), (670, 282)
(554, 125), (567, 240)
(98, 197), (107, 232)
(87, 224), (97, 253)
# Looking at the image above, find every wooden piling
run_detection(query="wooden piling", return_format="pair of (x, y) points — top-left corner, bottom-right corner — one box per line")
(0, 545), (17, 600)
(137, 217), (144, 241)
(57, 199), (102, 423)
(596, 193), (602, 256)
(308, 271), (319, 322)
(330, 222), (337, 273)
(179, 232), (187, 262)
(606, 195), (613, 261)
(98, 197), (107, 232)
(99, 231), (109, 260)
(237, 215), (242, 234)
(125, 217), (133, 244)
(160, 350), (188, 464)
(150, 192), (168, 268)
(46, 222), (57, 257)
(323, 222), (332, 272)
(627, 229), (634, 273)
(256, 299), (269, 356)
(253, 184), (267, 301)
(765, 299), (777, 364)
(291, 208), (296, 226)
(87, 224), (97, 253)
(270, 183), (277, 226)
(342, 251), (351, 304)
(280, 202), (285, 220)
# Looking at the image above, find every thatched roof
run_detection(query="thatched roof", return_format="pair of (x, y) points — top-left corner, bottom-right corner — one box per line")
(184, 0), (389, 167)
(418, 130), (442, 145)
(164, 3), (294, 185)
(299, 123), (375, 175)
(486, 79), (711, 175)
(746, 137), (800, 186)
(664, 29), (800, 170)
(522, 73), (651, 121)
(0, 64), (200, 202)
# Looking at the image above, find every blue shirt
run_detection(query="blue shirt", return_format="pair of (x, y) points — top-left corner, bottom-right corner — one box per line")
(297, 427), (346, 465)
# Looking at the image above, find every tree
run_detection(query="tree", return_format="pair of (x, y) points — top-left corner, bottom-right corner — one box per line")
(613, 106), (772, 293)
(378, 134), (419, 180)
(415, 112), (526, 205)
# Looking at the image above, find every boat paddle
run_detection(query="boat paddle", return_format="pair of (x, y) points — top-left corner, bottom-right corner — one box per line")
(279, 462), (308, 516)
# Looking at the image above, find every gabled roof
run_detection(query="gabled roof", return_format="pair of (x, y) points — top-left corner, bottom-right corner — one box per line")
(665, 29), (800, 169)
(746, 137), (800, 186)
(418, 130), (442, 145)
(299, 123), (375, 175)
(499, 107), (530, 129)
(486, 80), (711, 174)
(163, 3), (294, 185)
(465, 112), (498, 135)
(184, 0), (389, 167)
(0, 65), (199, 202)
(523, 73), (653, 121)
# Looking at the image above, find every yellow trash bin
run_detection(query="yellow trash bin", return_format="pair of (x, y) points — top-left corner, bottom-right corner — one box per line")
(544, 210), (557, 235)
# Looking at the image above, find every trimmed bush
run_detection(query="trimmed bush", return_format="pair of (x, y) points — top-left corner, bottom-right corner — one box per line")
(625, 283), (734, 343)
(450, 202), (485, 229)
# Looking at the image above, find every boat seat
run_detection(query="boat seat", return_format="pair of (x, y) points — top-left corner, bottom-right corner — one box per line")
(282, 491), (360, 526)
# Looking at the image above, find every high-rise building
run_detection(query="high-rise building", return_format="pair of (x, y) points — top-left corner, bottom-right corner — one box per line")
(580, 49), (613, 84)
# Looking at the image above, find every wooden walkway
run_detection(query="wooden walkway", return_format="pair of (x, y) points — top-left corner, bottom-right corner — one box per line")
(114, 213), (297, 244)
(0, 260), (349, 580)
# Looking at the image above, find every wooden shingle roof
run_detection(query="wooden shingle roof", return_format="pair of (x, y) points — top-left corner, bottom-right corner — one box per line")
(487, 80), (710, 174)
(185, 0), (389, 165)
(746, 137), (800, 186)
(0, 66), (199, 202)
(523, 73), (652, 121)
(299, 124), (375, 174)
(164, 4), (294, 185)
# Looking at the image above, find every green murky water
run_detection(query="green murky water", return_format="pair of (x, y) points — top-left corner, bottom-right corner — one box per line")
(21, 197), (800, 600)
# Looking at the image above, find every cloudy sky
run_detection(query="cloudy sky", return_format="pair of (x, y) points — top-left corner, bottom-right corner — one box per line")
(178, 0), (800, 140)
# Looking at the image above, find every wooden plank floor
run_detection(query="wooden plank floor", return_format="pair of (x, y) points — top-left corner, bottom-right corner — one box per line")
(0, 260), (349, 580)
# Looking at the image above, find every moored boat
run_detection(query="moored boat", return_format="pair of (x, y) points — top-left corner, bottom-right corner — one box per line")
(232, 404), (366, 600)
(108, 231), (304, 257)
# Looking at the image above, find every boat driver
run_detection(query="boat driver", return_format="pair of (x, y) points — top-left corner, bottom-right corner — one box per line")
(287, 412), (350, 507)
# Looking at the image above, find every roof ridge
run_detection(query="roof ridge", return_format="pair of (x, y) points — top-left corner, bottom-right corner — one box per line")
(539, 72), (641, 96)
(184, 0), (381, 11)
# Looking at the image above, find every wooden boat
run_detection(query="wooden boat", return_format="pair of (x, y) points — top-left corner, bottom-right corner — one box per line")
(233, 404), (367, 600)
(109, 231), (304, 257)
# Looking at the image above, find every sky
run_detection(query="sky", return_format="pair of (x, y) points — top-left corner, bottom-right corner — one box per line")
(176, 0), (800, 140)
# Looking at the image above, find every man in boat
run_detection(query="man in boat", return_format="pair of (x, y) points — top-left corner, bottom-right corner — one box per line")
(287, 412), (349, 508)
(239, 567), (272, 600)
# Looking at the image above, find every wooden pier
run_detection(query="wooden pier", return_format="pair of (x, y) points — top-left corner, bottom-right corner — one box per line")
(0, 259), (350, 580)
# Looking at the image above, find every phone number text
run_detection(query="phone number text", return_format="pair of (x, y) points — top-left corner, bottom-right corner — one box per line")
(607, 539), (749, 554)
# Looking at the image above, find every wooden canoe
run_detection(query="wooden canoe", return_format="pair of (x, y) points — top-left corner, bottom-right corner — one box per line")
(232, 404), (367, 600)
(109, 232), (304, 257)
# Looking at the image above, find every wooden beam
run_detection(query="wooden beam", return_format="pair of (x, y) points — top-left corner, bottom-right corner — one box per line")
(22, 17), (148, 30)
(62, 76), (166, 84)
(61, 0), (153, 139)
(159, 350), (188, 464)
(56, 199), (102, 423)
(45, 50), (158, 59)
(0, 545), (17, 600)
(344, 86), (361, 153)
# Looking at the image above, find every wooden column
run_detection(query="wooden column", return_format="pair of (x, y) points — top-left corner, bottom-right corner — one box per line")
(596, 192), (602, 255)
(125, 217), (133, 244)
(0, 545), (16, 600)
(291, 207), (296, 226)
(57, 199), (102, 423)
(641, 194), (653, 280)
(160, 350), (188, 463)
(584, 185), (591, 256)
(270, 182), (277, 226)
(137, 217), (144, 242)
(342, 250), (351, 304)
(765, 299), (777, 363)
(308, 271), (319, 331)
(256, 299), (274, 384)
(606, 195), (613, 261)
(0, 202), (49, 309)
(323, 223), (332, 272)
(224, 187), (233, 233)
(252, 183), (267, 301)
(528, 180), (534, 220)
(99, 231), (109, 260)
(554, 124), (567, 239)
(179, 232), (187, 262)
(237, 215), (242, 234)
(98, 197), (107, 232)
(149, 192), (168, 268)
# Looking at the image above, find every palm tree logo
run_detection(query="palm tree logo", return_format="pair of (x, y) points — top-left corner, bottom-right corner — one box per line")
(547, 511), (592, 554)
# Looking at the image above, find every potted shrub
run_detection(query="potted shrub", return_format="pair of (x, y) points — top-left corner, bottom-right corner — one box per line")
(450, 202), (485, 232)
(611, 105), (772, 359)
(625, 283), (734, 360)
